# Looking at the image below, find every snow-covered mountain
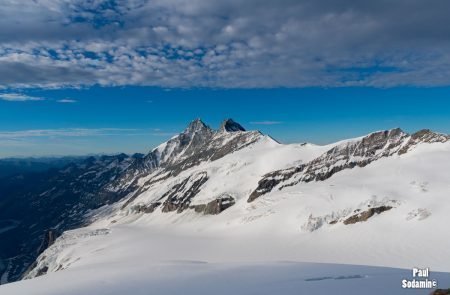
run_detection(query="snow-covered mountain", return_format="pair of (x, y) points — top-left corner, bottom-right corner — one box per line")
(249, 128), (449, 201)
(1, 119), (450, 294)
(0, 119), (268, 283)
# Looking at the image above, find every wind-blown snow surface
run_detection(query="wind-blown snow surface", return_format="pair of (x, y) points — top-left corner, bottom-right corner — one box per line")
(3, 258), (450, 295)
(2, 131), (450, 294)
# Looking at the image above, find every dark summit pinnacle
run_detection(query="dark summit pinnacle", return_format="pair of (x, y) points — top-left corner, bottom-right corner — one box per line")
(220, 118), (246, 132)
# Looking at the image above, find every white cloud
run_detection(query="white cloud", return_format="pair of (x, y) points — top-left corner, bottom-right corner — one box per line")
(0, 128), (137, 139)
(57, 99), (77, 103)
(0, 93), (44, 101)
(0, 128), (177, 140)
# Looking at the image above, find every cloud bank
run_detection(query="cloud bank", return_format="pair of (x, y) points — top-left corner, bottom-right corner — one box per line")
(0, 93), (44, 101)
(1, 0), (450, 88)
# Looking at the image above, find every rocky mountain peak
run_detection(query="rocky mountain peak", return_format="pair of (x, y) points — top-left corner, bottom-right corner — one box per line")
(184, 118), (212, 136)
(219, 119), (246, 132)
(398, 129), (450, 155)
(410, 129), (449, 142)
(362, 127), (406, 142)
(356, 128), (407, 151)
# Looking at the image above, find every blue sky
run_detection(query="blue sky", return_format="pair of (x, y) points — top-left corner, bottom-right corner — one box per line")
(1, 1), (450, 157)
(1, 86), (450, 157)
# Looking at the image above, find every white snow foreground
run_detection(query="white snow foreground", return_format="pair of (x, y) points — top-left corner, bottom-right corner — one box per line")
(3, 255), (450, 295)
(2, 127), (450, 294)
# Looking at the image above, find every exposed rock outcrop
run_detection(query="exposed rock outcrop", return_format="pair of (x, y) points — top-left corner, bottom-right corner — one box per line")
(190, 195), (236, 215)
(161, 172), (209, 213)
(129, 202), (161, 214)
(248, 166), (303, 202)
(220, 119), (246, 132)
(343, 206), (393, 225)
(301, 199), (398, 232)
(37, 230), (58, 255)
(22, 230), (60, 279)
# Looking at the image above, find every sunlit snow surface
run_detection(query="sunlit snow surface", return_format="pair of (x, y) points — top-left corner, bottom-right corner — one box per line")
(2, 258), (450, 295)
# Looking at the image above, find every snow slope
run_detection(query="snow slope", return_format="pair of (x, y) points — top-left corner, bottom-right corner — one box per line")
(2, 122), (450, 294)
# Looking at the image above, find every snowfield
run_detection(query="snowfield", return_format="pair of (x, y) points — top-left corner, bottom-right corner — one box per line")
(3, 258), (450, 295)
(2, 123), (450, 294)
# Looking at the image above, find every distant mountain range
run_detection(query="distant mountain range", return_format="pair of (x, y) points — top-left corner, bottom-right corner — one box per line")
(0, 157), (89, 179)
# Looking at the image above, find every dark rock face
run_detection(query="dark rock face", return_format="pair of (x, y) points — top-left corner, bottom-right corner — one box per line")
(248, 166), (303, 202)
(190, 195), (236, 215)
(220, 119), (246, 132)
(161, 172), (209, 213)
(343, 206), (393, 225)
(248, 128), (450, 203)
(34, 266), (49, 278)
(37, 230), (57, 255)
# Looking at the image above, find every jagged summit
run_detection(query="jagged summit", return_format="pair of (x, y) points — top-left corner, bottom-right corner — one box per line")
(137, 118), (264, 177)
(220, 118), (246, 132)
(183, 118), (212, 135)
(184, 118), (246, 133)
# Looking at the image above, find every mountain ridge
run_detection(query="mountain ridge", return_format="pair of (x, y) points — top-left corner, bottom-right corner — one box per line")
(248, 128), (449, 202)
